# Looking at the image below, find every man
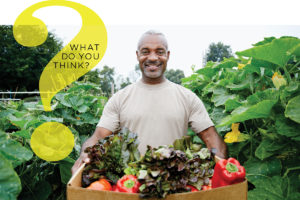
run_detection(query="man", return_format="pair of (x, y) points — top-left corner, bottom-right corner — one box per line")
(71, 30), (227, 175)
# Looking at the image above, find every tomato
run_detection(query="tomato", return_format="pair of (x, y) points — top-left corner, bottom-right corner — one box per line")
(86, 179), (112, 191)
(202, 185), (212, 191)
(209, 178), (212, 186)
(186, 185), (199, 192)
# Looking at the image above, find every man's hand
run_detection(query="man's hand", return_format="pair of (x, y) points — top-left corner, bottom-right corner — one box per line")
(198, 126), (227, 159)
(71, 152), (90, 175)
(71, 127), (112, 175)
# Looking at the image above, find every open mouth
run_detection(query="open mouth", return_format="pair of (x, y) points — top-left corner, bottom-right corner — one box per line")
(144, 61), (162, 71)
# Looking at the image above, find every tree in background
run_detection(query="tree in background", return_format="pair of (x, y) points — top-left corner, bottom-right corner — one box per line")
(79, 68), (101, 84)
(99, 65), (115, 97)
(79, 65), (115, 97)
(128, 64), (141, 83)
(164, 69), (185, 84)
(0, 25), (63, 91)
(119, 77), (131, 89)
(79, 69), (101, 85)
(203, 42), (233, 66)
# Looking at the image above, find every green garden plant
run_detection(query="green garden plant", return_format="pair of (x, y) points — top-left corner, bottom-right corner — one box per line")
(182, 36), (300, 200)
(0, 81), (106, 200)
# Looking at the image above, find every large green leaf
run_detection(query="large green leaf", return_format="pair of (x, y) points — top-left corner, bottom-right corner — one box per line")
(0, 109), (15, 118)
(253, 37), (276, 46)
(38, 115), (63, 123)
(80, 113), (99, 124)
(224, 99), (242, 112)
(21, 181), (52, 200)
(227, 142), (249, 159)
(217, 99), (277, 127)
(247, 176), (300, 200)
(0, 131), (33, 167)
(0, 153), (21, 200)
(7, 115), (28, 130)
(280, 81), (299, 103)
(59, 157), (75, 184)
(275, 116), (300, 140)
(244, 157), (281, 184)
(196, 67), (218, 79)
(250, 58), (277, 76)
(285, 95), (300, 123)
(77, 105), (89, 113)
(226, 78), (250, 91)
(218, 89), (278, 126)
(288, 43), (300, 59)
(247, 89), (278, 105)
(24, 119), (43, 129)
(255, 137), (286, 160)
(237, 37), (300, 66)
(33, 181), (52, 200)
(68, 95), (84, 109)
(213, 57), (238, 69)
(209, 107), (230, 133)
(67, 82), (100, 93)
(10, 130), (31, 139)
(211, 87), (236, 107)
(202, 83), (215, 96)
(242, 64), (261, 74)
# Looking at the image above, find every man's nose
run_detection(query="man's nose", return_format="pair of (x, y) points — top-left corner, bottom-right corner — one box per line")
(148, 52), (159, 61)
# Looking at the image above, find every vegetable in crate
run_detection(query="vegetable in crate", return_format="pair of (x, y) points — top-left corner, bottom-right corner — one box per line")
(212, 157), (245, 188)
(116, 175), (141, 193)
(186, 185), (198, 192)
(86, 179), (112, 191)
(82, 128), (140, 187)
(133, 137), (215, 198)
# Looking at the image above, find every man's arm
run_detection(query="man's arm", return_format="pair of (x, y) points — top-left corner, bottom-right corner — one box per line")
(71, 127), (112, 175)
(198, 126), (227, 159)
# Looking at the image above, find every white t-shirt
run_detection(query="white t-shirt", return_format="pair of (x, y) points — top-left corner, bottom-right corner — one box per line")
(97, 79), (214, 154)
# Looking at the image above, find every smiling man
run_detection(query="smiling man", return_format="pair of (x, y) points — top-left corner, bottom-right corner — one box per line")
(137, 31), (169, 83)
(71, 30), (227, 175)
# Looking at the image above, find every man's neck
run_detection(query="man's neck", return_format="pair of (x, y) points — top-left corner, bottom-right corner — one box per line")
(141, 76), (166, 85)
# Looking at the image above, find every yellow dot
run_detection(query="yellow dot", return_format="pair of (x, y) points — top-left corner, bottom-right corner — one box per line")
(30, 122), (74, 161)
(13, 17), (48, 47)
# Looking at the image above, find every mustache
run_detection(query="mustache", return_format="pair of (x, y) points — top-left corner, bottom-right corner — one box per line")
(144, 60), (162, 66)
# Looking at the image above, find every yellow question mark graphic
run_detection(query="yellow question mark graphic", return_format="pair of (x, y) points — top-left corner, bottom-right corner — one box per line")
(13, 0), (107, 161)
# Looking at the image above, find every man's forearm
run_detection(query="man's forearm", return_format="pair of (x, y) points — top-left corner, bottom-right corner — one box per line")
(80, 135), (99, 154)
(198, 126), (228, 158)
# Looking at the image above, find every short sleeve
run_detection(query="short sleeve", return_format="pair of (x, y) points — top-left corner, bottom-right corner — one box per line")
(96, 94), (120, 132)
(188, 93), (214, 133)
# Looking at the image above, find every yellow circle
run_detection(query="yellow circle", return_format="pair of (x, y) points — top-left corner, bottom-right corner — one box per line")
(13, 17), (48, 47)
(30, 122), (74, 161)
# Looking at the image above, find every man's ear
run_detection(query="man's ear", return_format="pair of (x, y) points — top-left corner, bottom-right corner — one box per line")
(167, 51), (170, 61)
(136, 50), (139, 59)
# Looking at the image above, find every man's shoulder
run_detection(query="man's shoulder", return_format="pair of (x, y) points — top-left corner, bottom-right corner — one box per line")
(113, 82), (138, 97)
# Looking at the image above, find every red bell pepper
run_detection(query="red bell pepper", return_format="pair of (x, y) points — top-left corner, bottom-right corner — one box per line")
(212, 157), (245, 188)
(116, 175), (141, 193)
(112, 185), (120, 192)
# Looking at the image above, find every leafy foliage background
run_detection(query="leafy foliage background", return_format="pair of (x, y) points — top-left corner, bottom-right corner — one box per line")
(0, 25), (63, 91)
(0, 36), (300, 200)
(0, 82), (106, 199)
(182, 36), (300, 200)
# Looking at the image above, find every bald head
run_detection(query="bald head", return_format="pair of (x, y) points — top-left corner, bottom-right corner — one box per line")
(137, 30), (169, 51)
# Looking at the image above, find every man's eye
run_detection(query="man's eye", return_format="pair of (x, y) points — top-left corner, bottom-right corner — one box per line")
(157, 51), (165, 55)
(141, 50), (149, 55)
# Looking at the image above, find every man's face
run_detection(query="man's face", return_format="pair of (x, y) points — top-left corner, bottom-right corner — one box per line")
(136, 35), (170, 81)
